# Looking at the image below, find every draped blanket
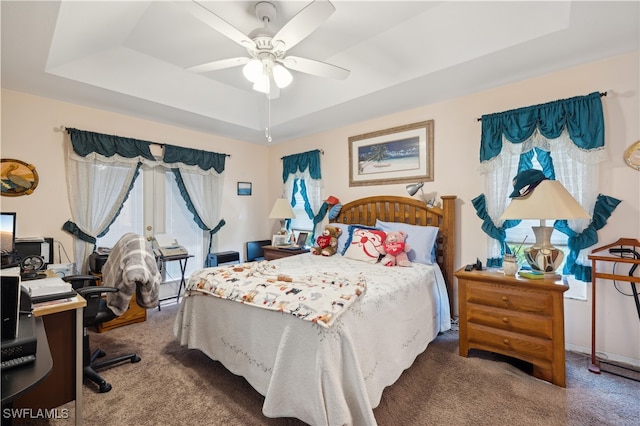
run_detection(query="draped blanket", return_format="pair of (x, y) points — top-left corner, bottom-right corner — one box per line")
(103, 233), (161, 315)
(185, 261), (366, 328)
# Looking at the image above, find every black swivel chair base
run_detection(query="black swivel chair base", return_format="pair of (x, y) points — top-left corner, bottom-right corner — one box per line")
(84, 344), (141, 393)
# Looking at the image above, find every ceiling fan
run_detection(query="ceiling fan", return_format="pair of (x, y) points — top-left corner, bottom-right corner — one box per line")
(182, 0), (350, 99)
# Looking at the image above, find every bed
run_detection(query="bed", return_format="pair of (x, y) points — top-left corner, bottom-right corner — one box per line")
(174, 195), (456, 425)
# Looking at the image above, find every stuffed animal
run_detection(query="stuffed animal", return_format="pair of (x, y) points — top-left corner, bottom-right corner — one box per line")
(381, 230), (411, 267)
(311, 225), (342, 256)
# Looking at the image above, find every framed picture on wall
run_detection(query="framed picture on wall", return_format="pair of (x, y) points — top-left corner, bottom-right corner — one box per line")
(237, 182), (252, 196)
(348, 120), (434, 187)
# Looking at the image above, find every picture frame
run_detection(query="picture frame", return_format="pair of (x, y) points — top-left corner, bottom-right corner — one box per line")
(1, 158), (39, 197)
(272, 234), (288, 247)
(237, 182), (252, 196)
(348, 120), (434, 187)
(295, 232), (309, 248)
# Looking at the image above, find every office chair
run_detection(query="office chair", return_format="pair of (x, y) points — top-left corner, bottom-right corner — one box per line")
(63, 275), (141, 393)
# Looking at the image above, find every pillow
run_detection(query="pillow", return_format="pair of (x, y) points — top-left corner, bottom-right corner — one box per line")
(342, 226), (387, 263)
(375, 220), (439, 265)
(331, 223), (367, 255)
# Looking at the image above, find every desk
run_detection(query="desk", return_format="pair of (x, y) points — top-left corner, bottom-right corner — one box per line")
(1, 317), (52, 405)
(158, 253), (194, 306)
(12, 295), (86, 425)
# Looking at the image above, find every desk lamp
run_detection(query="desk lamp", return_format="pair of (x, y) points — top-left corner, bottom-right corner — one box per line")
(269, 198), (295, 239)
(406, 182), (424, 197)
(500, 174), (590, 278)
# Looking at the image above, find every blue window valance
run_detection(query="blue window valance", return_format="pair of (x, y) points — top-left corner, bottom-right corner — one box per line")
(282, 149), (322, 182)
(66, 128), (227, 173)
(480, 92), (604, 162)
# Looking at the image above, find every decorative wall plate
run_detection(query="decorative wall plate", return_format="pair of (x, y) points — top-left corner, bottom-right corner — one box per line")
(623, 140), (640, 171)
(1, 158), (39, 196)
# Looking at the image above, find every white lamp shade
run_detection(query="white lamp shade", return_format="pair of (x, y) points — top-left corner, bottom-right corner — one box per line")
(272, 64), (292, 88)
(500, 180), (590, 220)
(268, 198), (295, 219)
(242, 59), (263, 83)
(253, 73), (270, 94)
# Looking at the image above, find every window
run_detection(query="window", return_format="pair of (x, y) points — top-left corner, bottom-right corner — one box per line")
(288, 179), (314, 233)
(96, 166), (206, 288)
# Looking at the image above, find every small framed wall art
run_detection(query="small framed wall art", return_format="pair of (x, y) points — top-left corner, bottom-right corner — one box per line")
(1, 158), (39, 196)
(237, 182), (252, 196)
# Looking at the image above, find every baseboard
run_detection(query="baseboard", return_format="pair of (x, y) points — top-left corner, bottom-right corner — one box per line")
(566, 343), (640, 368)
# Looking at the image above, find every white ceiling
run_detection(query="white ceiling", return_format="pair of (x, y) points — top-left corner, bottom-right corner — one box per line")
(2, 1), (639, 145)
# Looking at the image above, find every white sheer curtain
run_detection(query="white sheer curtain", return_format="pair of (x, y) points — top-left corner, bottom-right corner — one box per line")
(480, 129), (604, 266)
(174, 165), (224, 252)
(65, 148), (143, 273)
(284, 169), (322, 234)
(478, 137), (522, 260)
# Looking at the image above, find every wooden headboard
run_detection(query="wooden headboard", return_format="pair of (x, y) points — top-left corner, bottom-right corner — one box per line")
(330, 195), (456, 306)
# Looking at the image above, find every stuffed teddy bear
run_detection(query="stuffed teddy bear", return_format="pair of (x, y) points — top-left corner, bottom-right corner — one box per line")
(311, 225), (342, 256)
(381, 230), (411, 267)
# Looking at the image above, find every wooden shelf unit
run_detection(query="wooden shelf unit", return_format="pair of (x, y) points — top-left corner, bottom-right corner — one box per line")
(587, 238), (640, 374)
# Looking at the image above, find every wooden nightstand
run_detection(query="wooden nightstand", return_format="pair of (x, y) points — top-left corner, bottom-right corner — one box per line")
(455, 268), (569, 387)
(262, 245), (310, 261)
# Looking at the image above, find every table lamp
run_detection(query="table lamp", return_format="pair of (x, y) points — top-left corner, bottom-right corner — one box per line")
(268, 198), (295, 238)
(500, 179), (590, 278)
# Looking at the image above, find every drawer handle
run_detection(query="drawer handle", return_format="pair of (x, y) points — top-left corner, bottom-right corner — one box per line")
(502, 296), (509, 302)
(503, 338), (510, 345)
(502, 317), (509, 323)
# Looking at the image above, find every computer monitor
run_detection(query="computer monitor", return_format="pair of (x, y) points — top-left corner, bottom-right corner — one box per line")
(1, 212), (16, 255)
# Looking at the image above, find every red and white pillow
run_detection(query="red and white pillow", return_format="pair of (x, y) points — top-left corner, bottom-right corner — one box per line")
(342, 227), (387, 263)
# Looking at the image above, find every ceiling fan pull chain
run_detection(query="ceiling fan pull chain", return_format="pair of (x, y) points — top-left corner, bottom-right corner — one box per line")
(265, 93), (272, 143)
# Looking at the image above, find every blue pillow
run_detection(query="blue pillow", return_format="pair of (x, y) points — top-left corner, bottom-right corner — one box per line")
(375, 220), (439, 265)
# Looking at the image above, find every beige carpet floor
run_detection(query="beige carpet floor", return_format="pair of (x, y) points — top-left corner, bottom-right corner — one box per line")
(38, 302), (640, 426)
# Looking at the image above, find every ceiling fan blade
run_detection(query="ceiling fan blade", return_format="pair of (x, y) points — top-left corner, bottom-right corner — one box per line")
(182, 1), (255, 50)
(281, 56), (350, 80)
(188, 57), (250, 73)
(272, 0), (335, 51)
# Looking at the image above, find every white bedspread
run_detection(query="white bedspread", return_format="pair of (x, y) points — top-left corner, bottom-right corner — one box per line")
(174, 254), (451, 426)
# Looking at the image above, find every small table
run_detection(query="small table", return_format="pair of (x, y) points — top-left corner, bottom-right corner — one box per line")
(158, 253), (194, 307)
(262, 245), (310, 261)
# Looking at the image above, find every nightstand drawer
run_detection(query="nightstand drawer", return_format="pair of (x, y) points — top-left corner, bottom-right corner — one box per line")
(466, 303), (553, 339)
(468, 323), (553, 362)
(467, 283), (552, 314)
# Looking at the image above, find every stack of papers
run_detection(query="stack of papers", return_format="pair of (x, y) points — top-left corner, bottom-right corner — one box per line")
(22, 277), (76, 303)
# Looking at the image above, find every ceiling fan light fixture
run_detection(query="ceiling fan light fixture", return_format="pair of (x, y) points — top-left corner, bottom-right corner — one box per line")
(242, 59), (263, 83)
(272, 64), (292, 88)
(253, 73), (271, 94)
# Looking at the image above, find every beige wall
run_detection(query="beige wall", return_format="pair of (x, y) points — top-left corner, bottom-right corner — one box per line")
(2, 52), (638, 365)
(0, 90), (270, 257)
(270, 52), (640, 366)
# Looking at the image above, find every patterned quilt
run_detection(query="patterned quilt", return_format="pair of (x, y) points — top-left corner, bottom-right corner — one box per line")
(185, 261), (366, 328)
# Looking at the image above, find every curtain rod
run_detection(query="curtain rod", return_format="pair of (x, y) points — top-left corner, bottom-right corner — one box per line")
(475, 91), (608, 122)
(280, 149), (324, 160)
(58, 126), (231, 157)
